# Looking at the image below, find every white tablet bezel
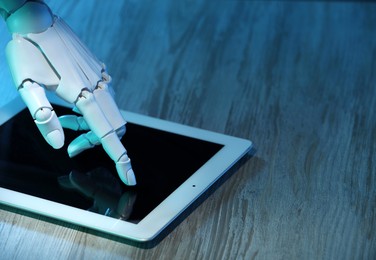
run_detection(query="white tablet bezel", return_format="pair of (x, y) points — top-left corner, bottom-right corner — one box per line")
(0, 95), (252, 243)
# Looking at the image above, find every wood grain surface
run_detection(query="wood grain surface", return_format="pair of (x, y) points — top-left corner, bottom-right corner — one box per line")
(1, 0), (375, 259)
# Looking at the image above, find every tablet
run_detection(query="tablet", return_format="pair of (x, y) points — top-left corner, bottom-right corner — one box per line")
(0, 95), (252, 246)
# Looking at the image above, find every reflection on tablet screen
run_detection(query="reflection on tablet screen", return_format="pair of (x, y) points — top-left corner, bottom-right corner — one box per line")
(0, 106), (223, 224)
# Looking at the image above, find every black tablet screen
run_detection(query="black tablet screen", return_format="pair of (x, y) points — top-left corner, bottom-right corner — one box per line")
(0, 106), (223, 223)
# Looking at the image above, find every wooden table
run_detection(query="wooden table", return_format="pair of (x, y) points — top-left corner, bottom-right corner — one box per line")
(1, 1), (375, 259)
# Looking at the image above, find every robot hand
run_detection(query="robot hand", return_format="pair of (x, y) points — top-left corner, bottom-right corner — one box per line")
(1, 1), (136, 185)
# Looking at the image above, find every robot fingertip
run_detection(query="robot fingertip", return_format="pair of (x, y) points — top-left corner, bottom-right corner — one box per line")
(46, 130), (64, 149)
(126, 169), (137, 186)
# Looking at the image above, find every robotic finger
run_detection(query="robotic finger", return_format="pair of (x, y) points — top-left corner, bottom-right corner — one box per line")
(94, 80), (127, 137)
(66, 131), (99, 158)
(19, 81), (64, 149)
(59, 115), (99, 157)
(59, 115), (90, 131)
(74, 89), (136, 186)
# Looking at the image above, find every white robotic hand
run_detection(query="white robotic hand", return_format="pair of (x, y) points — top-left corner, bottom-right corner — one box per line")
(4, 12), (136, 186)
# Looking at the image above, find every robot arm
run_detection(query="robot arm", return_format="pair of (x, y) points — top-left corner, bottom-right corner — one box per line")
(0, 0), (136, 186)
(0, 0), (53, 34)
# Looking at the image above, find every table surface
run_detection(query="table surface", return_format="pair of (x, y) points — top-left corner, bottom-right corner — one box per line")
(1, 1), (375, 259)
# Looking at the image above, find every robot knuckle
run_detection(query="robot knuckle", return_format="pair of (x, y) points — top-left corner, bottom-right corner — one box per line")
(34, 107), (53, 122)
(77, 89), (94, 101)
(96, 81), (109, 91)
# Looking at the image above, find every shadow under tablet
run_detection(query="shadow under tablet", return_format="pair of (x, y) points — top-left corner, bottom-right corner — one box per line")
(0, 106), (223, 225)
